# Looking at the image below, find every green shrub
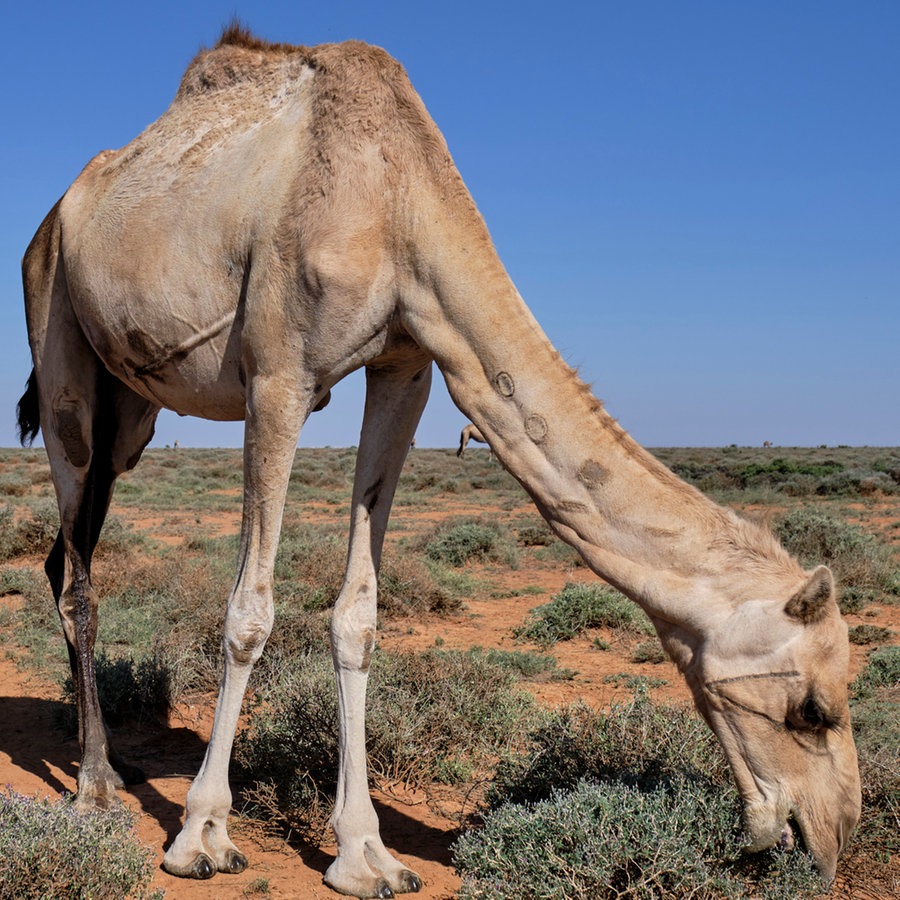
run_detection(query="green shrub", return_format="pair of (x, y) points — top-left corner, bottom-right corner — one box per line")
(461, 691), (824, 899)
(468, 647), (574, 681)
(816, 468), (897, 496)
(515, 523), (555, 546)
(515, 583), (653, 648)
(848, 624), (893, 645)
(631, 638), (667, 663)
(455, 776), (822, 899)
(424, 519), (518, 568)
(487, 693), (725, 810)
(852, 644), (900, 699)
(0, 790), (161, 899)
(774, 509), (899, 608)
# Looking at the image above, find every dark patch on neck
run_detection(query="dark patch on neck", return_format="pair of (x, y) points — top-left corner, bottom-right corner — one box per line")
(577, 460), (607, 490)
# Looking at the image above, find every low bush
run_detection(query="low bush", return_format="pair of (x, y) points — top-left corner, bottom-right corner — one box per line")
(455, 776), (822, 899)
(0, 501), (57, 561)
(424, 519), (518, 568)
(60, 651), (171, 730)
(0, 789), (161, 899)
(631, 638), (666, 663)
(848, 624), (893, 645)
(515, 582), (653, 648)
(468, 647), (574, 681)
(774, 509), (899, 608)
(459, 691), (824, 899)
(487, 692), (725, 810)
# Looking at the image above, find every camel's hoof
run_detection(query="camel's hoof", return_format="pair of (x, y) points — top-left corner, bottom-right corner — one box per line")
(398, 870), (422, 893)
(220, 850), (248, 874)
(187, 854), (216, 880)
(375, 880), (394, 899)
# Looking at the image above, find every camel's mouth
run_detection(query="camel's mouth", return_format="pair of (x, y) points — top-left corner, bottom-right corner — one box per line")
(777, 819), (795, 851)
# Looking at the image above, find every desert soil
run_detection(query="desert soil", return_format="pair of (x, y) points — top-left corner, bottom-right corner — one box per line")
(1, 495), (897, 899)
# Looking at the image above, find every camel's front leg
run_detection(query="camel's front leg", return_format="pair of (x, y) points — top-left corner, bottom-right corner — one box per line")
(163, 375), (306, 879)
(325, 362), (430, 899)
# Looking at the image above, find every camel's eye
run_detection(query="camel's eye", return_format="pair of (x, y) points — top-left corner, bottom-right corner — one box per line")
(787, 696), (831, 732)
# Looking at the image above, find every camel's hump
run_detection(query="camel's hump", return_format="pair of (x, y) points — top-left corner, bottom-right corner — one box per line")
(175, 23), (403, 101)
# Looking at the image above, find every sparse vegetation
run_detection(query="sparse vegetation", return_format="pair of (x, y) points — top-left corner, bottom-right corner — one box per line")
(423, 518), (519, 568)
(0, 445), (896, 895)
(849, 646), (900, 856)
(234, 647), (540, 841)
(774, 508), (899, 610)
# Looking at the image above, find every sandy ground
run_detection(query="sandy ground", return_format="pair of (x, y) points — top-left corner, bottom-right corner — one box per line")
(1, 493), (897, 898)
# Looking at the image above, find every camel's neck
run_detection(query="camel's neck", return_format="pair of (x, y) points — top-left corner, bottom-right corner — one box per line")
(402, 189), (804, 634)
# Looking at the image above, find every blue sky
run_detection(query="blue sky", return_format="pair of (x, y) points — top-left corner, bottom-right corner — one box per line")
(2, 1), (898, 448)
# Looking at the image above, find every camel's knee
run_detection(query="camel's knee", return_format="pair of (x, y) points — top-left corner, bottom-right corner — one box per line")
(223, 590), (274, 666)
(58, 569), (97, 647)
(331, 582), (377, 672)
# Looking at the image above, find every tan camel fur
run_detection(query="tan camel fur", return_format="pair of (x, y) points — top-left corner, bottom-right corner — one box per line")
(18, 26), (859, 897)
(456, 422), (492, 458)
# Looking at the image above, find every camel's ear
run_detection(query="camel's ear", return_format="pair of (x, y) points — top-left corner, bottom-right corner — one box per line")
(785, 566), (834, 622)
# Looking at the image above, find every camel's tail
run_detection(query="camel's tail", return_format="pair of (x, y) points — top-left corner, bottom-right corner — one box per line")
(17, 369), (40, 446)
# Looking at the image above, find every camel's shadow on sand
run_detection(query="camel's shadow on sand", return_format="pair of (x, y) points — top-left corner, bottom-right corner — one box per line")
(0, 694), (200, 847)
(0, 694), (456, 872)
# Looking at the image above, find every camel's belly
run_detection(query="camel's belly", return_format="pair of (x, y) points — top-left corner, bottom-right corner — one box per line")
(96, 312), (247, 420)
(67, 251), (248, 419)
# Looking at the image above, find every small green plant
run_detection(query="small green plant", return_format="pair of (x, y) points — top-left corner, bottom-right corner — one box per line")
(0, 789), (161, 899)
(467, 647), (574, 681)
(603, 672), (668, 690)
(848, 624), (893, 645)
(424, 519), (518, 568)
(515, 582), (653, 648)
(632, 638), (666, 663)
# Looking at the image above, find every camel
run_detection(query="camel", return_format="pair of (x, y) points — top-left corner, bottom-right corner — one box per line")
(456, 422), (492, 458)
(17, 26), (859, 898)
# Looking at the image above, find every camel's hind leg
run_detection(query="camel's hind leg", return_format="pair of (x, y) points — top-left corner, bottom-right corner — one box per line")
(325, 361), (431, 899)
(35, 336), (158, 806)
(23, 199), (158, 805)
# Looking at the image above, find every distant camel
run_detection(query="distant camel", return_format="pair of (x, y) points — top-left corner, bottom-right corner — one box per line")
(17, 25), (859, 897)
(457, 423), (492, 458)
(763, 441), (773, 448)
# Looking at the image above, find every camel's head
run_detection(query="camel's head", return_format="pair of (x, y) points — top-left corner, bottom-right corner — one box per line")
(679, 565), (861, 882)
